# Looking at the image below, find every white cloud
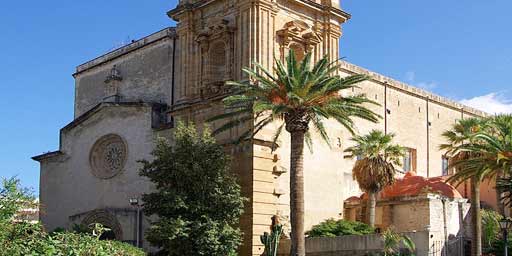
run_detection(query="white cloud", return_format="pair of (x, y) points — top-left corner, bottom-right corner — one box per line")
(460, 93), (512, 114)
(404, 71), (437, 90)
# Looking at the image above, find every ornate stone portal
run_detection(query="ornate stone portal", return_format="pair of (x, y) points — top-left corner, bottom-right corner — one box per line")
(89, 134), (127, 179)
(81, 209), (123, 240)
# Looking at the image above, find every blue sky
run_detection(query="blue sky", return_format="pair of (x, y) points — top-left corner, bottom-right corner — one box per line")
(1, 0), (511, 193)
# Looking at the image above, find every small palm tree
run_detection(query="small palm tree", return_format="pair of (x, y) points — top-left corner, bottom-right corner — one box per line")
(344, 130), (404, 227)
(209, 50), (380, 256)
(382, 227), (416, 256)
(440, 117), (489, 256)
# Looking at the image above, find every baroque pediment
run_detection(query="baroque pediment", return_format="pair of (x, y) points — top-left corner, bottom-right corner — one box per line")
(277, 20), (322, 46)
(196, 19), (236, 43)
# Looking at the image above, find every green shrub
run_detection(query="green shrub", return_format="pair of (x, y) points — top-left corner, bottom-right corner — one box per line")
(485, 238), (512, 256)
(0, 221), (145, 256)
(382, 228), (415, 256)
(306, 219), (375, 237)
(482, 209), (502, 250)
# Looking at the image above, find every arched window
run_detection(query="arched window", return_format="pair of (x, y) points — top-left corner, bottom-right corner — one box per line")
(209, 41), (227, 84)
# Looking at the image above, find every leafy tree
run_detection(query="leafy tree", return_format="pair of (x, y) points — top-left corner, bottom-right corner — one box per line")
(139, 123), (246, 256)
(305, 219), (374, 237)
(344, 130), (404, 227)
(0, 177), (35, 222)
(209, 50), (380, 256)
(440, 117), (490, 256)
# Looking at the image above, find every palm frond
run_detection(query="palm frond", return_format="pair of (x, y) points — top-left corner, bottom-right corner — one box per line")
(209, 49), (379, 150)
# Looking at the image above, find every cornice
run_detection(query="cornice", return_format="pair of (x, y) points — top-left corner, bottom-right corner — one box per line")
(339, 61), (487, 117)
(74, 27), (176, 77)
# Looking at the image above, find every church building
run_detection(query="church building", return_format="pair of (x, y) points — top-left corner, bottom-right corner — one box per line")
(33, 0), (485, 255)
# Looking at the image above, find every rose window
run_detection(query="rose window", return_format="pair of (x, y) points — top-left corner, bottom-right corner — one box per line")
(89, 134), (127, 179)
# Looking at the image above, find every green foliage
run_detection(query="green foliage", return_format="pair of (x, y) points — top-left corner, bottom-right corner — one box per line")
(208, 49), (380, 149)
(481, 209), (502, 249)
(139, 122), (246, 256)
(0, 177), (143, 256)
(0, 177), (35, 222)
(381, 228), (415, 256)
(443, 115), (512, 188)
(344, 130), (405, 166)
(260, 224), (284, 256)
(344, 130), (405, 193)
(0, 222), (145, 256)
(306, 219), (375, 237)
(485, 238), (512, 256)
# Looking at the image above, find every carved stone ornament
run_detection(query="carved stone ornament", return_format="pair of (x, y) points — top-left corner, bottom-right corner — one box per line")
(195, 18), (236, 98)
(89, 134), (127, 179)
(277, 20), (322, 60)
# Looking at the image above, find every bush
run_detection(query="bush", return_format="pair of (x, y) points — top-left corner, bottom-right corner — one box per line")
(0, 221), (145, 256)
(482, 209), (502, 250)
(306, 219), (375, 237)
(485, 238), (512, 256)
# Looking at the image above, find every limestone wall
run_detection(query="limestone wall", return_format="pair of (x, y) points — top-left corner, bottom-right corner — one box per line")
(277, 231), (431, 256)
(73, 28), (176, 117)
(344, 195), (470, 243)
(38, 104), (159, 249)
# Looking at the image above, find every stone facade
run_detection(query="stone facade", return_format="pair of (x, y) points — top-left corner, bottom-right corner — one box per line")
(345, 195), (471, 243)
(33, 0), (485, 255)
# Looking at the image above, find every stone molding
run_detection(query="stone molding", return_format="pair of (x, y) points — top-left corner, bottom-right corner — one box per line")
(74, 27), (177, 76)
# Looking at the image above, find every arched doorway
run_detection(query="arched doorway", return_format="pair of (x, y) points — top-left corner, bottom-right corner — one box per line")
(99, 228), (117, 240)
(81, 209), (123, 241)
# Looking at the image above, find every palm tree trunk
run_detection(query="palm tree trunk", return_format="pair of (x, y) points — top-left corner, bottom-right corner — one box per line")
(290, 130), (306, 256)
(471, 177), (482, 256)
(367, 192), (376, 227)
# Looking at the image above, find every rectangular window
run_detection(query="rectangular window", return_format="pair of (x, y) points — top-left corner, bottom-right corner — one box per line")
(403, 148), (417, 173)
(442, 157), (450, 176)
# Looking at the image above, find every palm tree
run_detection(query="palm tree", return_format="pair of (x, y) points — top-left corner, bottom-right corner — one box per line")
(474, 115), (512, 214)
(440, 117), (490, 256)
(344, 130), (405, 227)
(209, 50), (380, 256)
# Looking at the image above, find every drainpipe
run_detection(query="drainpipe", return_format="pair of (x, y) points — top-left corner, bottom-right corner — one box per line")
(442, 198), (449, 256)
(170, 36), (176, 125)
(384, 81), (388, 135)
(426, 96), (430, 177)
(461, 108), (468, 198)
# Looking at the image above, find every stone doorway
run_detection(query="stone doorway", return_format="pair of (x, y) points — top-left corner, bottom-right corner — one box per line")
(80, 209), (123, 241)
